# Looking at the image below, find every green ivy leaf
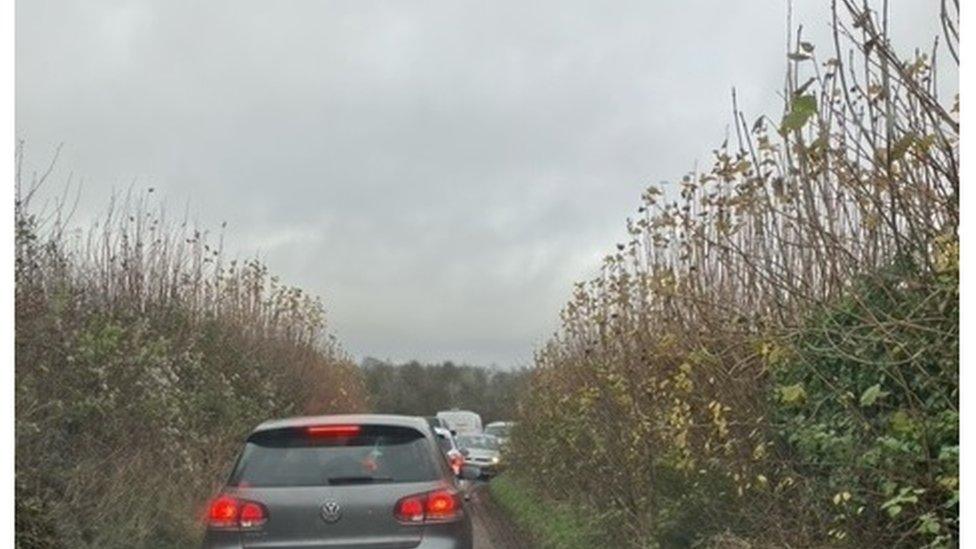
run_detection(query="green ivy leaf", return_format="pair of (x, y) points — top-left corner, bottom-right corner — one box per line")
(889, 410), (916, 435)
(779, 383), (806, 405)
(860, 384), (890, 407)
(916, 512), (941, 535)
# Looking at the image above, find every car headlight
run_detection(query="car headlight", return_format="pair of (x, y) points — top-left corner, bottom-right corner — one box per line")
(491, 456), (500, 464)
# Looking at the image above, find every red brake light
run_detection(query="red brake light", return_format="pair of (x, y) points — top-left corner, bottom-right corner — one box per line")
(239, 501), (268, 528)
(426, 490), (457, 519)
(207, 496), (268, 530)
(208, 496), (239, 528)
(307, 425), (362, 437)
(395, 496), (425, 523)
(394, 489), (461, 524)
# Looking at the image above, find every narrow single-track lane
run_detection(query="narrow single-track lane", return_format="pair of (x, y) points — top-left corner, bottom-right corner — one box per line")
(467, 481), (532, 549)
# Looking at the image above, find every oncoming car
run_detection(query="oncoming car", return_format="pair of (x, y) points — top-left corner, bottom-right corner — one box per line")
(202, 414), (479, 549)
(454, 434), (502, 478)
(483, 421), (515, 446)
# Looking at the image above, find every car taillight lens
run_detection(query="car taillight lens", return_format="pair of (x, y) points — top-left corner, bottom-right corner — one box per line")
(426, 491), (457, 519)
(394, 489), (462, 523)
(208, 495), (239, 528)
(207, 496), (268, 530)
(448, 451), (464, 474)
(395, 496), (426, 523)
(239, 501), (268, 528)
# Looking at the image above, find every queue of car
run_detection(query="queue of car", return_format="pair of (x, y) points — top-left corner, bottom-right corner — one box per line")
(429, 410), (514, 479)
(201, 410), (515, 548)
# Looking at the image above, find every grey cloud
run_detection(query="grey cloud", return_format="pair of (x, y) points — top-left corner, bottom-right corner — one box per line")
(17, 0), (954, 366)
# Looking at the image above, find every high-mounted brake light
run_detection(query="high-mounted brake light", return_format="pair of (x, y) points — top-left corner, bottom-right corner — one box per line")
(306, 425), (362, 437)
(207, 496), (268, 530)
(394, 489), (461, 524)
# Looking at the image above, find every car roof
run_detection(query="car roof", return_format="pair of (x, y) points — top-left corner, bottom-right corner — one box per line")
(252, 414), (429, 434)
(456, 432), (496, 439)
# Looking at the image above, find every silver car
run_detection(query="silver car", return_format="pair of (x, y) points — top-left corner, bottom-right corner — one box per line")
(483, 422), (514, 447)
(454, 434), (502, 478)
(202, 414), (478, 549)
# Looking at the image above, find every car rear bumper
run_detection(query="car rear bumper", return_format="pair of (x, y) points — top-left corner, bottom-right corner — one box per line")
(202, 516), (472, 549)
(202, 537), (471, 549)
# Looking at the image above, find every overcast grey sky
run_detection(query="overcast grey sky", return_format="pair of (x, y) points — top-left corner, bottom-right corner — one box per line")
(16, 1), (953, 367)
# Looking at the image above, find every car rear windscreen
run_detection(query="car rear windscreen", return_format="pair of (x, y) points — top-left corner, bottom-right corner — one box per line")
(228, 425), (440, 487)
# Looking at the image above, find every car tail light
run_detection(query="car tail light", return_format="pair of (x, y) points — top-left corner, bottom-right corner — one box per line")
(208, 495), (239, 529)
(395, 495), (426, 523)
(394, 489), (462, 524)
(207, 495), (268, 530)
(307, 425), (361, 437)
(239, 501), (268, 528)
(426, 491), (457, 519)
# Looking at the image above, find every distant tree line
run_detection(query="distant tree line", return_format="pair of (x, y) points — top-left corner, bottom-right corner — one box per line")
(361, 358), (529, 424)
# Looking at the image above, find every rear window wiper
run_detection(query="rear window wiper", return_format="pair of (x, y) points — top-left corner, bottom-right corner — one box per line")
(326, 476), (394, 485)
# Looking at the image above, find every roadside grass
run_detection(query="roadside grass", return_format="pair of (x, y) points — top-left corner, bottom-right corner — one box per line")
(489, 474), (598, 549)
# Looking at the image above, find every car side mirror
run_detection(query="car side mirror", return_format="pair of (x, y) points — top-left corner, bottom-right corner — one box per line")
(458, 465), (480, 480)
(460, 448), (470, 457)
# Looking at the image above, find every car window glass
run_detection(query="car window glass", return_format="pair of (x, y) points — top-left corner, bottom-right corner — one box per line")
(229, 426), (439, 487)
(457, 435), (499, 450)
(486, 425), (511, 437)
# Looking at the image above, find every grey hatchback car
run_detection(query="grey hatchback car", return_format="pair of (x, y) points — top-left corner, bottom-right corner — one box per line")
(202, 414), (476, 549)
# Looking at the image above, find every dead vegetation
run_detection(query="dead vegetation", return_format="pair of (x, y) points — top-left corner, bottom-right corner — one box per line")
(510, 2), (958, 547)
(15, 147), (367, 547)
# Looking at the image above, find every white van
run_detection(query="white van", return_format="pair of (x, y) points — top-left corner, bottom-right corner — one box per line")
(436, 409), (483, 435)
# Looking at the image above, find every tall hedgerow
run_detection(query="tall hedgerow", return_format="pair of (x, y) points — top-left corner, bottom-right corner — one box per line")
(15, 148), (367, 547)
(510, 1), (957, 547)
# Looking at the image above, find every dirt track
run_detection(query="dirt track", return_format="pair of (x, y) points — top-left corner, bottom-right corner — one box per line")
(467, 482), (532, 549)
